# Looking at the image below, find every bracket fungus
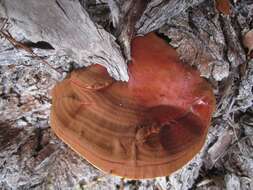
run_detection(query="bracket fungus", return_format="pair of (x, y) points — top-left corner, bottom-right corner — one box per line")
(50, 33), (215, 179)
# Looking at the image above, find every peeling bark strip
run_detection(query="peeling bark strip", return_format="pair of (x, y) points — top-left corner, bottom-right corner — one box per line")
(0, 0), (128, 81)
(108, 0), (150, 61)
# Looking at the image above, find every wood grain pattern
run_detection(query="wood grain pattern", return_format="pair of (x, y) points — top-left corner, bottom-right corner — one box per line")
(50, 33), (215, 179)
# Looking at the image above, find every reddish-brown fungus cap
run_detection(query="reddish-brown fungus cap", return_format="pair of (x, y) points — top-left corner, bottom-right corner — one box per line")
(50, 33), (215, 179)
(215, 0), (231, 15)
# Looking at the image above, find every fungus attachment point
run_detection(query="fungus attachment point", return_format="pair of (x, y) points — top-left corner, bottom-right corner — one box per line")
(50, 33), (215, 179)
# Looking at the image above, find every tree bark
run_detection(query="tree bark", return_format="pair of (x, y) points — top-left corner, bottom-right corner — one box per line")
(0, 0), (253, 189)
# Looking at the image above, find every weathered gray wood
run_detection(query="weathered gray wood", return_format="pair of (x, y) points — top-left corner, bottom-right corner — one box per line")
(0, 0), (128, 81)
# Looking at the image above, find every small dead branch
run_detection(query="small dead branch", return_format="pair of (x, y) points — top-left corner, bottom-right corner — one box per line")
(227, 117), (244, 154)
(212, 135), (252, 166)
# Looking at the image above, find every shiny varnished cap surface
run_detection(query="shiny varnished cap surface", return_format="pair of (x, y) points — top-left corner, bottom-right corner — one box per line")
(50, 33), (215, 179)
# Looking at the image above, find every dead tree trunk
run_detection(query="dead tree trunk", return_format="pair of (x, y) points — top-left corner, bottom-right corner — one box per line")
(0, 0), (253, 189)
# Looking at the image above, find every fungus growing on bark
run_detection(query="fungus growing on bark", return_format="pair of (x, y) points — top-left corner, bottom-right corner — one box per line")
(215, 0), (230, 15)
(50, 33), (215, 179)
